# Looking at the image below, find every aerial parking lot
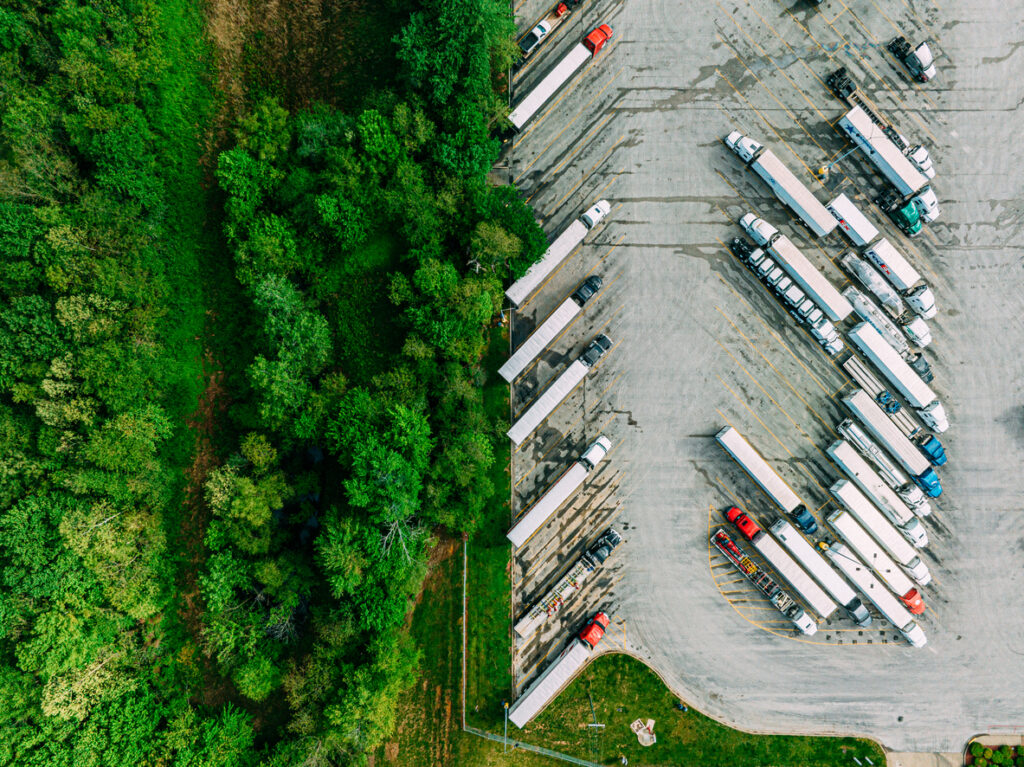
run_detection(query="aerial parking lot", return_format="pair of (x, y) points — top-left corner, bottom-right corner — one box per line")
(504, 0), (1024, 752)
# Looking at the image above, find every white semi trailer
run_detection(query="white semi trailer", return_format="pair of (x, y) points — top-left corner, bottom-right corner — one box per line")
(821, 541), (927, 647)
(826, 193), (879, 247)
(740, 214), (853, 322)
(769, 519), (871, 625)
(843, 286), (931, 353)
(505, 201), (610, 307)
(507, 335), (611, 445)
(499, 276), (602, 382)
(841, 252), (906, 319)
(509, 612), (609, 727)
(506, 436), (611, 547)
(724, 132), (837, 237)
(827, 509), (925, 613)
(848, 322), (948, 433)
(837, 418), (932, 516)
(830, 479), (931, 585)
(863, 239), (937, 319)
(715, 426), (818, 533)
(508, 25), (613, 130)
(843, 389), (941, 497)
(826, 440), (927, 547)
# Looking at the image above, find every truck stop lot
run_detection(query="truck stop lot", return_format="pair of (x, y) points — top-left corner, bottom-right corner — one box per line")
(507, 0), (1024, 752)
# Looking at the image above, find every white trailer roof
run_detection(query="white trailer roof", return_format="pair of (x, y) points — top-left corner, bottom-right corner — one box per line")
(770, 519), (859, 608)
(823, 542), (920, 639)
(848, 322), (936, 409)
(827, 509), (917, 600)
(839, 106), (928, 196)
(843, 390), (930, 476)
(507, 462), (588, 548)
(843, 287), (910, 358)
(508, 640), (590, 727)
(509, 44), (592, 129)
(864, 238), (921, 292)
(768, 235), (853, 322)
(715, 426), (802, 513)
(506, 219), (589, 307)
(827, 193), (879, 247)
(827, 440), (916, 526)
(499, 297), (581, 382)
(507, 359), (589, 445)
(753, 534), (837, 618)
(751, 149), (837, 237)
(830, 480), (921, 568)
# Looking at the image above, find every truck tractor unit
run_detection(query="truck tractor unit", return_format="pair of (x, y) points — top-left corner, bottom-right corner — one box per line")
(887, 36), (937, 82)
(517, 1), (575, 60)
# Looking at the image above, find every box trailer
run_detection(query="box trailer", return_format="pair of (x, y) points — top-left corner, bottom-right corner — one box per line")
(769, 518), (871, 625)
(827, 193), (879, 247)
(507, 436), (610, 547)
(863, 239), (937, 319)
(507, 334), (611, 445)
(715, 426), (818, 533)
(506, 201), (610, 307)
(827, 509), (925, 613)
(509, 612), (609, 727)
(826, 440), (927, 547)
(499, 276), (602, 382)
(724, 132), (837, 237)
(740, 214), (853, 322)
(848, 322), (948, 432)
(837, 419), (932, 517)
(508, 25), (613, 130)
(830, 479), (931, 585)
(821, 541), (927, 647)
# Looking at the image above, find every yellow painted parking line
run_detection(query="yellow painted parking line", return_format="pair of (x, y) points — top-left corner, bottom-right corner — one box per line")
(715, 306), (837, 439)
(714, 0), (830, 125)
(533, 134), (625, 208)
(711, 268), (839, 395)
(739, 0), (831, 95)
(514, 229), (622, 314)
(515, 69), (623, 183)
(714, 169), (760, 216)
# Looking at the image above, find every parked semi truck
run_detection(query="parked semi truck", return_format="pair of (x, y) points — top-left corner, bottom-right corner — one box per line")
(727, 508), (837, 619)
(711, 528), (817, 635)
(844, 286), (931, 353)
(500, 277), (602, 382)
(863, 239), (937, 319)
(724, 132), (837, 237)
(827, 509), (925, 613)
(509, 612), (609, 727)
(508, 25), (613, 131)
(837, 419), (932, 516)
(848, 322), (948, 432)
(830, 479), (931, 585)
(729, 237), (843, 353)
(769, 518), (871, 625)
(507, 334), (611, 445)
(506, 201), (610, 307)
(887, 36), (937, 83)
(729, 238), (843, 355)
(821, 541), (927, 647)
(514, 528), (621, 639)
(826, 440), (927, 547)
(507, 436), (610, 547)
(843, 389), (941, 497)
(827, 71), (939, 233)
(740, 214), (852, 323)
(715, 426), (818, 533)
(842, 252), (906, 319)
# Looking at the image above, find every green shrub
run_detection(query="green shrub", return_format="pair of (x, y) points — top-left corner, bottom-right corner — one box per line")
(973, 744), (985, 758)
(986, 749), (994, 760)
(976, 758), (988, 767)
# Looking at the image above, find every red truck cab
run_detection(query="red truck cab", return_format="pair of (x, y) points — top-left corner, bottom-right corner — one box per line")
(725, 507), (761, 541)
(901, 588), (925, 615)
(583, 24), (613, 55)
(578, 612), (610, 648)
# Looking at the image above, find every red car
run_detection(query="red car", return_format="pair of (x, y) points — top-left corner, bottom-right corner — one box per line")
(725, 506), (761, 541)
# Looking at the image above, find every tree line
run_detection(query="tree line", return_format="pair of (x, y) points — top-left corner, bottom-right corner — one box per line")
(0, 0), (542, 763)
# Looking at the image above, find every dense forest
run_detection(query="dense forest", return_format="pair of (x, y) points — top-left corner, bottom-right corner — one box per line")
(0, 0), (542, 764)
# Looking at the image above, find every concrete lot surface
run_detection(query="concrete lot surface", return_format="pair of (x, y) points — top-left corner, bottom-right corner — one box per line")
(505, 0), (1024, 752)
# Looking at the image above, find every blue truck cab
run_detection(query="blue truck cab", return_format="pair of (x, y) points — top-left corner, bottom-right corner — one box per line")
(917, 435), (947, 467)
(913, 468), (942, 497)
